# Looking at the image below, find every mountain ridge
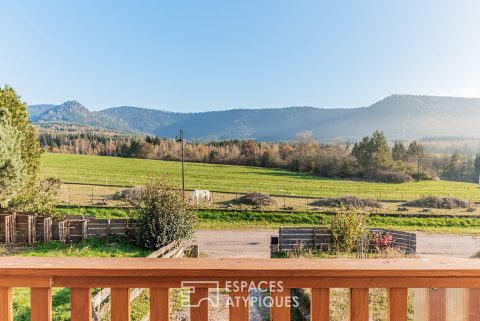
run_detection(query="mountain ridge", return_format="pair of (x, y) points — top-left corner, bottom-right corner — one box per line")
(29, 94), (480, 141)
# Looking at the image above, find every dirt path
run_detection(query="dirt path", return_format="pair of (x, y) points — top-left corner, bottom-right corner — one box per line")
(195, 229), (480, 258)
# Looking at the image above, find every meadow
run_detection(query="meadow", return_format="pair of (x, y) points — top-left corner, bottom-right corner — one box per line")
(41, 153), (480, 201)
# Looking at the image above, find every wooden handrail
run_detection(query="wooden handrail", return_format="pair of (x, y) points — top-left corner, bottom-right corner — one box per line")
(0, 257), (478, 321)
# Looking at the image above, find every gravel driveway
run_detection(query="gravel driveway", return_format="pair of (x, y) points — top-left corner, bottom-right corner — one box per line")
(195, 229), (480, 258)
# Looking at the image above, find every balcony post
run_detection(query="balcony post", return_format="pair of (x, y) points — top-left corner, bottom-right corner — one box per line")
(311, 288), (329, 321)
(111, 288), (130, 321)
(190, 287), (208, 321)
(229, 288), (249, 321)
(30, 287), (52, 321)
(0, 288), (12, 321)
(150, 288), (169, 321)
(71, 288), (92, 321)
(270, 287), (290, 321)
(388, 288), (407, 321)
(350, 288), (368, 321)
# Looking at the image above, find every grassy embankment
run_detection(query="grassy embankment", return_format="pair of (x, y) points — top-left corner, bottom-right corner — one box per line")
(56, 207), (480, 234)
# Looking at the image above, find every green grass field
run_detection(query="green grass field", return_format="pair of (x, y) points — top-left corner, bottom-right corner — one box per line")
(9, 239), (150, 321)
(41, 153), (480, 201)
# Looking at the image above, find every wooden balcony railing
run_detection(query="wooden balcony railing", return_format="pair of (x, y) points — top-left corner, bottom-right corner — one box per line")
(0, 257), (479, 321)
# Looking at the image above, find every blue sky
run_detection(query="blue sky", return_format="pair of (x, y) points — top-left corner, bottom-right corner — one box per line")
(1, 1), (480, 112)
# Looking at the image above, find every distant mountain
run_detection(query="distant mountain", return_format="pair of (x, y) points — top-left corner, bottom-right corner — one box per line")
(28, 95), (480, 141)
(100, 106), (187, 134)
(30, 101), (139, 133)
(28, 104), (57, 117)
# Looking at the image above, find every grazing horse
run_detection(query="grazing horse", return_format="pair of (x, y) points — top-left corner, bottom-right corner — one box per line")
(189, 190), (212, 206)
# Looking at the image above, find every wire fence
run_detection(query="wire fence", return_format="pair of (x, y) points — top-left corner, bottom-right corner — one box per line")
(58, 183), (480, 215)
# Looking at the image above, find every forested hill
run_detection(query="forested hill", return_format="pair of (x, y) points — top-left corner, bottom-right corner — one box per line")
(29, 94), (480, 141)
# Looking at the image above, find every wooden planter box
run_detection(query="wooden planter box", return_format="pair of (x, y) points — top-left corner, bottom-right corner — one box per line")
(87, 219), (135, 240)
(69, 220), (87, 243)
(36, 217), (53, 242)
(0, 214), (15, 244)
(52, 220), (69, 244)
(15, 214), (37, 244)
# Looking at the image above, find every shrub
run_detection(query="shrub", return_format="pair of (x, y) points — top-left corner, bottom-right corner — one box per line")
(364, 170), (412, 183)
(111, 186), (146, 207)
(233, 192), (276, 206)
(287, 242), (313, 258)
(403, 195), (472, 209)
(311, 195), (382, 209)
(330, 212), (368, 253)
(9, 178), (60, 215)
(136, 178), (197, 250)
(0, 119), (25, 206)
(372, 231), (394, 251)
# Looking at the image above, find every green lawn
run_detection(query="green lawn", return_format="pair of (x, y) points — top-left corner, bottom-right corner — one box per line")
(41, 153), (480, 201)
(10, 239), (150, 321)
(51, 206), (480, 234)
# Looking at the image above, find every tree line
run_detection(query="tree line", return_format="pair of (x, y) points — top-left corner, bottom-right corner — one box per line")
(38, 129), (480, 183)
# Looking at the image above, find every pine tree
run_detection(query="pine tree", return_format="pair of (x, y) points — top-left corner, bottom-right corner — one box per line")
(0, 86), (42, 208)
(392, 142), (407, 161)
(407, 140), (425, 181)
(0, 86), (41, 185)
(0, 118), (26, 206)
(475, 154), (480, 184)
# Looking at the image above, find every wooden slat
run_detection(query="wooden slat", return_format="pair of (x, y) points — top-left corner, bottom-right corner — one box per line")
(0, 288), (12, 321)
(271, 288), (290, 321)
(30, 287), (52, 321)
(388, 288), (408, 321)
(111, 288), (130, 321)
(447, 288), (467, 321)
(150, 288), (169, 321)
(350, 288), (368, 321)
(428, 288), (446, 321)
(190, 287), (208, 321)
(70, 288), (92, 321)
(311, 288), (329, 321)
(229, 288), (249, 321)
(468, 288), (480, 321)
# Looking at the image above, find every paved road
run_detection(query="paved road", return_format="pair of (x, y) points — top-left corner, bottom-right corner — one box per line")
(195, 229), (480, 321)
(196, 229), (480, 258)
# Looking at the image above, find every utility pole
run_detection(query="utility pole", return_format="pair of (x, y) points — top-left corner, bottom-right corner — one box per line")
(176, 129), (185, 195)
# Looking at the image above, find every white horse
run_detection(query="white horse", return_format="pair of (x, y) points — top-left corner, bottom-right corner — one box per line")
(189, 190), (212, 206)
